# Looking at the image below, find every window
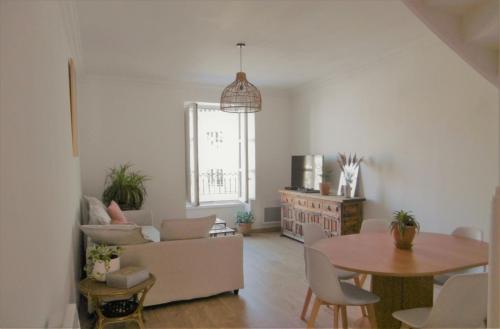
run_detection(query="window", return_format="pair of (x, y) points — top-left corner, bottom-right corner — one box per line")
(185, 103), (255, 206)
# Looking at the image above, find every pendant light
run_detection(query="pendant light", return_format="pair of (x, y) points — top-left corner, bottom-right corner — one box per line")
(220, 43), (262, 113)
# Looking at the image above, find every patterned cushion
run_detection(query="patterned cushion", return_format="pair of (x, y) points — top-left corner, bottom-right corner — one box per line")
(84, 196), (111, 225)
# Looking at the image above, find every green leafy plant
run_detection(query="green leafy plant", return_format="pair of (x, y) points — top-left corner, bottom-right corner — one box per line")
(235, 211), (255, 224)
(390, 210), (420, 237)
(321, 169), (333, 181)
(85, 244), (123, 277)
(102, 163), (149, 210)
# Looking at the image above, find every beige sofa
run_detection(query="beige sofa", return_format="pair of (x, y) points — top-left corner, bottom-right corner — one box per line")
(82, 205), (244, 307)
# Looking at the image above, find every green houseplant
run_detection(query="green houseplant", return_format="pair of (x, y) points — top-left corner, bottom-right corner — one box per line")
(390, 210), (420, 250)
(235, 211), (255, 236)
(320, 169), (333, 196)
(102, 163), (149, 210)
(85, 244), (123, 281)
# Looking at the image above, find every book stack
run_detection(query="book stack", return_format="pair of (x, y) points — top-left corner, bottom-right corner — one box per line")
(106, 266), (149, 289)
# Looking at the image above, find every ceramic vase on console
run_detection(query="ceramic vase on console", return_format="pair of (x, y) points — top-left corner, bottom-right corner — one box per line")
(343, 183), (351, 198)
(320, 182), (331, 195)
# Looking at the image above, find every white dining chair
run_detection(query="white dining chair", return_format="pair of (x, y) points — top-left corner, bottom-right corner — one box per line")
(300, 223), (366, 322)
(393, 272), (488, 328)
(434, 226), (484, 285)
(360, 219), (389, 233)
(358, 219), (389, 286)
(306, 247), (380, 329)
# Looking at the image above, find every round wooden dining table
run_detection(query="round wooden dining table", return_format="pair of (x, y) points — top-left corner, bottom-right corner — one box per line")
(312, 232), (489, 329)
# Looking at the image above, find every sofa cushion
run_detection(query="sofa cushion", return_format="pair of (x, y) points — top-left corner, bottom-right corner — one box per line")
(141, 226), (160, 243)
(80, 225), (153, 245)
(84, 196), (112, 225)
(160, 215), (216, 241)
(107, 201), (130, 224)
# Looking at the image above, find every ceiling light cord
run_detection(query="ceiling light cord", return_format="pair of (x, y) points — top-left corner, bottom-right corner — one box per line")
(237, 42), (245, 72)
(239, 45), (242, 72)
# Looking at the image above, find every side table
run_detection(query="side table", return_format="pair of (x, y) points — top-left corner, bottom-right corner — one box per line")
(79, 274), (156, 329)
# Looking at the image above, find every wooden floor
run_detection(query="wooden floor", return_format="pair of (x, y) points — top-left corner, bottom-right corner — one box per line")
(80, 233), (437, 329)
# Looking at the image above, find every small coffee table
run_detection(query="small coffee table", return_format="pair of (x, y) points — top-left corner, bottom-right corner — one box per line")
(209, 218), (236, 237)
(79, 274), (156, 329)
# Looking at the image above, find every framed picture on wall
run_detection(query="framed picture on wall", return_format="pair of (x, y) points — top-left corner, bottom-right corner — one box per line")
(68, 57), (78, 157)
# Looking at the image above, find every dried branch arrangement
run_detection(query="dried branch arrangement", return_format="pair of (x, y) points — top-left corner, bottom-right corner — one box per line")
(337, 153), (363, 183)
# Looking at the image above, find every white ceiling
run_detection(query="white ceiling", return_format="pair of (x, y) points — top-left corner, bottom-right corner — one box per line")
(76, 0), (429, 88)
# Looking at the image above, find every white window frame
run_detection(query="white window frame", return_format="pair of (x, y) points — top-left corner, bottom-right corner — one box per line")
(185, 102), (254, 207)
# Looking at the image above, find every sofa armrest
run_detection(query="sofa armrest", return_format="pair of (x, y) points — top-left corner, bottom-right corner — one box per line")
(124, 210), (153, 226)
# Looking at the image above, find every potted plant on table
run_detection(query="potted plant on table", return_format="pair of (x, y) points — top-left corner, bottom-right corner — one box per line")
(236, 211), (255, 236)
(85, 244), (123, 282)
(102, 163), (149, 210)
(390, 210), (420, 250)
(320, 169), (333, 196)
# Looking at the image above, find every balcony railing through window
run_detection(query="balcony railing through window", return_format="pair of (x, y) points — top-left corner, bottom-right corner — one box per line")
(199, 170), (239, 201)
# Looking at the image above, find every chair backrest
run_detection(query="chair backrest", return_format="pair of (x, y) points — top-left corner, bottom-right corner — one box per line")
(452, 226), (486, 273)
(306, 247), (348, 305)
(302, 223), (327, 247)
(425, 272), (488, 328)
(360, 219), (389, 233)
(302, 223), (327, 279)
(452, 226), (483, 241)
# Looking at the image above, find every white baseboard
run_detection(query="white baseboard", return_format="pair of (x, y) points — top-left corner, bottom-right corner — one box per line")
(62, 303), (80, 329)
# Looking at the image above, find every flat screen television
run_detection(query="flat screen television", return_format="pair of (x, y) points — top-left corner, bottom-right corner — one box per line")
(291, 155), (323, 190)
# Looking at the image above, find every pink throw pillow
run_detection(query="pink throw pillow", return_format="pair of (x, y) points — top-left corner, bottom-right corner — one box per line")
(107, 201), (129, 224)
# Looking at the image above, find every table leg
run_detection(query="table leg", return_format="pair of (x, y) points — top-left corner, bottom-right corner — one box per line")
(371, 275), (433, 329)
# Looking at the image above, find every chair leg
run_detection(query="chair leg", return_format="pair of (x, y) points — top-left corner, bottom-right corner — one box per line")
(333, 305), (340, 329)
(366, 304), (377, 329)
(359, 273), (368, 287)
(307, 297), (322, 329)
(340, 305), (348, 329)
(353, 277), (368, 317)
(301, 287), (313, 321)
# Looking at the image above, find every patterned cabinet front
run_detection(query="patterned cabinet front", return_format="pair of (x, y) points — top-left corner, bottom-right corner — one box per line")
(279, 190), (364, 242)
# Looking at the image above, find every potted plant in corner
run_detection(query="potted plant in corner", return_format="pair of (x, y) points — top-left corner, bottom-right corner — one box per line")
(320, 169), (332, 196)
(390, 210), (420, 250)
(102, 163), (149, 210)
(85, 244), (123, 282)
(235, 211), (255, 236)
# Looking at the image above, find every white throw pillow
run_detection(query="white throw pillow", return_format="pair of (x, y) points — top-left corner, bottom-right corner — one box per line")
(84, 196), (111, 225)
(160, 215), (216, 241)
(80, 225), (153, 245)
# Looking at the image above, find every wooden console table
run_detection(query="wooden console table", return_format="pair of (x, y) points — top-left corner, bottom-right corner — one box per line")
(279, 190), (365, 242)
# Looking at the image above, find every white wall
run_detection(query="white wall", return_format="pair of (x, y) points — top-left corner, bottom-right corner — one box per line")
(79, 76), (290, 229)
(0, 1), (82, 327)
(290, 36), (499, 237)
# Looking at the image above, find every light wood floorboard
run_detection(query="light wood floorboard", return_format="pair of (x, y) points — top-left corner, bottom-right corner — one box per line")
(80, 232), (439, 328)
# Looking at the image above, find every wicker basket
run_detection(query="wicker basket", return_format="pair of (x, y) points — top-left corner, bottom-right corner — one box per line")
(101, 298), (138, 318)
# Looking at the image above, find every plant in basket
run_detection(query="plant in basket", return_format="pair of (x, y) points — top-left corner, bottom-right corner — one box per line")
(235, 211), (255, 236)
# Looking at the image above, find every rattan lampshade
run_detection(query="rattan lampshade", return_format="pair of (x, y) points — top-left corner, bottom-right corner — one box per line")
(220, 43), (262, 113)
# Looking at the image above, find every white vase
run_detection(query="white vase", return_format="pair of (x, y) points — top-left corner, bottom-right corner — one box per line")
(91, 257), (120, 282)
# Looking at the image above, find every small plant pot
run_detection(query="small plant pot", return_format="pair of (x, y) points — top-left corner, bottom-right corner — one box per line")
(392, 226), (417, 250)
(320, 183), (331, 196)
(238, 223), (252, 236)
(92, 257), (120, 282)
